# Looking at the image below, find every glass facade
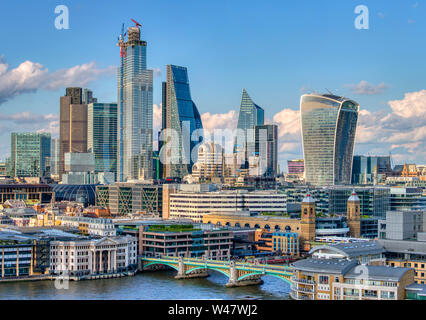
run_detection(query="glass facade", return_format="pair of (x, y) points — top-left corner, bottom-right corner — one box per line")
(254, 124), (278, 177)
(300, 94), (359, 186)
(10, 133), (51, 177)
(352, 155), (392, 184)
(50, 138), (60, 176)
(88, 103), (118, 178)
(163, 65), (203, 178)
(236, 89), (264, 163)
(117, 27), (153, 181)
(51, 184), (98, 206)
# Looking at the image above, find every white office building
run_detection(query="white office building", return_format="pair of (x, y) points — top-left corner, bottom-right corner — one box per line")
(49, 236), (137, 276)
(168, 189), (287, 222)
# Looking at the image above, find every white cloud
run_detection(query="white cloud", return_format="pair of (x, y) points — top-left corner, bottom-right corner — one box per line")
(345, 80), (389, 95)
(0, 58), (115, 104)
(153, 103), (162, 134)
(201, 110), (238, 131)
(388, 89), (426, 118)
(0, 112), (59, 137)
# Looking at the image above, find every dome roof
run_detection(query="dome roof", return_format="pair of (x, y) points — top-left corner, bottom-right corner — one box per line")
(348, 190), (360, 202)
(302, 193), (315, 203)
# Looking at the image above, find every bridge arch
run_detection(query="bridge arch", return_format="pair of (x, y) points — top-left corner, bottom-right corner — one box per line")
(235, 223), (241, 228)
(274, 225), (280, 231)
(237, 272), (292, 286)
(142, 262), (179, 272)
(185, 266), (231, 279)
(244, 223), (251, 228)
(264, 224), (270, 231)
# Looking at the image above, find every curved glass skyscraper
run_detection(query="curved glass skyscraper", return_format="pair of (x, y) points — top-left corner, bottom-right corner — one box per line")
(162, 65), (203, 178)
(300, 94), (359, 186)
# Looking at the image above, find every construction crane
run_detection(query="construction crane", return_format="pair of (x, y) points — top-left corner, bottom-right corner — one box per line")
(131, 18), (142, 29)
(117, 23), (127, 58)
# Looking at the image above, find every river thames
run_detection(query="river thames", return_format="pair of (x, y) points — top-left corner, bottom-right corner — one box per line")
(0, 271), (291, 300)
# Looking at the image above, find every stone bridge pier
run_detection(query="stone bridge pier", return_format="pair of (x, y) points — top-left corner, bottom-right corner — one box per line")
(175, 257), (209, 280)
(226, 261), (264, 288)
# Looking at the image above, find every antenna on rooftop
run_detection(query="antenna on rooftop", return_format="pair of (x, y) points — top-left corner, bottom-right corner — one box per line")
(325, 88), (334, 95)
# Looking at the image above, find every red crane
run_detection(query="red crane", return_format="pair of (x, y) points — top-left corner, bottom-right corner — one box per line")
(131, 18), (142, 29)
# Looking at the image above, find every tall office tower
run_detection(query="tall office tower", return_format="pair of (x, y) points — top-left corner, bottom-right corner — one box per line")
(158, 81), (167, 177)
(162, 64), (203, 179)
(117, 24), (153, 181)
(352, 155), (392, 185)
(50, 138), (60, 177)
(82, 89), (97, 104)
(235, 89), (264, 166)
(254, 124), (278, 177)
(10, 132), (51, 177)
(300, 93), (359, 186)
(59, 87), (89, 177)
(87, 103), (118, 178)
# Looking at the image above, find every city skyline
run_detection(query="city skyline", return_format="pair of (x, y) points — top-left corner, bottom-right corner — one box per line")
(0, 0), (425, 170)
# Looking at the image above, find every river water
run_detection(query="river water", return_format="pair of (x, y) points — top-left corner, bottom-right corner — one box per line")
(0, 270), (291, 300)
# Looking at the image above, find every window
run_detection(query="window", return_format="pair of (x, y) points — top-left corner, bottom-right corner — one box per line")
(319, 275), (329, 285)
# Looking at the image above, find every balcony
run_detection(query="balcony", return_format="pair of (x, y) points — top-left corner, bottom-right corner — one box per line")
(293, 286), (315, 294)
(290, 291), (313, 300)
(291, 276), (315, 285)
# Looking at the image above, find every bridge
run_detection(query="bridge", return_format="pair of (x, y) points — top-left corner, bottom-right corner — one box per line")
(139, 256), (293, 287)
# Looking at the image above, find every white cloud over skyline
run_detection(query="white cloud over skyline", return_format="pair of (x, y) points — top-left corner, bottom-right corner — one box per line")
(0, 57), (115, 104)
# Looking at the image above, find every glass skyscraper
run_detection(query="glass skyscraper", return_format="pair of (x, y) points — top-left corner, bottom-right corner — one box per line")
(235, 89), (264, 165)
(162, 64), (203, 179)
(352, 155), (391, 184)
(50, 138), (60, 177)
(10, 132), (51, 177)
(117, 26), (153, 181)
(300, 94), (359, 186)
(88, 103), (118, 178)
(254, 124), (278, 177)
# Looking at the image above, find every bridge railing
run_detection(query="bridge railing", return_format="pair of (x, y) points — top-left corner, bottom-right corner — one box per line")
(140, 255), (293, 273)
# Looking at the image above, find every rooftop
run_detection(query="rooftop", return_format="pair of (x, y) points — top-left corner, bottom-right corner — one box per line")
(345, 265), (412, 282)
(310, 240), (385, 258)
(291, 258), (358, 274)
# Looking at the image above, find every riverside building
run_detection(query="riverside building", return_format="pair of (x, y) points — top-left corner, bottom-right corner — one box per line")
(49, 236), (137, 277)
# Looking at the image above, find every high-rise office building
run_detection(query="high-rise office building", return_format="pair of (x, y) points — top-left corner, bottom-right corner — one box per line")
(59, 87), (90, 176)
(254, 124), (278, 177)
(10, 132), (51, 177)
(117, 25), (153, 181)
(88, 103), (118, 178)
(235, 89), (264, 166)
(352, 155), (392, 184)
(82, 89), (97, 104)
(300, 94), (359, 186)
(50, 138), (60, 177)
(161, 64), (203, 179)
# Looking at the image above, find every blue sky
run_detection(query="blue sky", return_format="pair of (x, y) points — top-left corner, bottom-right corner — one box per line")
(0, 0), (425, 168)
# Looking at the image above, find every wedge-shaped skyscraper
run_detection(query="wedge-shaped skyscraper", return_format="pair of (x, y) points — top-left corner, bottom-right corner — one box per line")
(300, 94), (359, 186)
